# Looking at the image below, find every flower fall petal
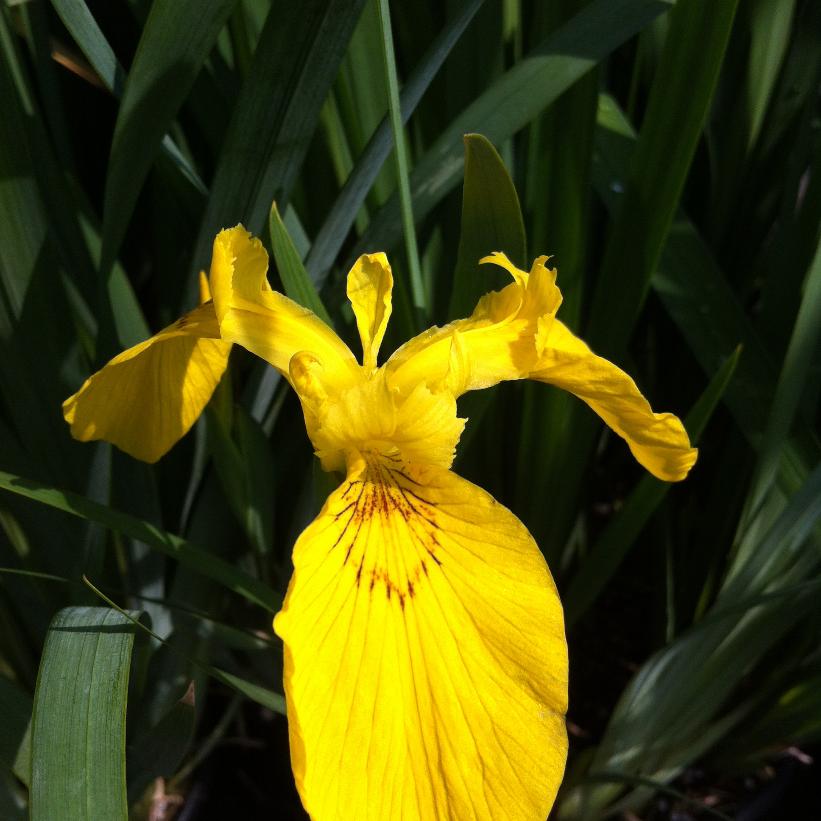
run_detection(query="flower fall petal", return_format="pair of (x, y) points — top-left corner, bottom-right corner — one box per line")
(386, 253), (561, 397)
(531, 320), (698, 481)
(275, 457), (568, 821)
(62, 302), (230, 462)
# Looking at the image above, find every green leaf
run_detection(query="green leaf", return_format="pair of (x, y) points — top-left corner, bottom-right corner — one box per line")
(561, 463), (821, 818)
(586, 0), (739, 355)
(564, 347), (741, 627)
(207, 396), (276, 556)
(50, 0), (126, 94)
(306, 0), (484, 282)
(84, 578), (286, 716)
(375, 0), (424, 314)
(594, 94), (821, 487)
(30, 607), (140, 821)
(528, 0), (739, 554)
(0, 676), (30, 773)
(269, 203), (332, 324)
(0, 471), (279, 613)
(210, 668), (285, 714)
(743, 230), (821, 523)
(350, 0), (677, 264)
(127, 686), (195, 803)
(745, 0), (796, 154)
(191, 0), (367, 281)
(101, 0), (238, 279)
(449, 134), (526, 319)
(51, 0), (207, 199)
(713, 667), (821, 770)
(0, 12), (87, 484)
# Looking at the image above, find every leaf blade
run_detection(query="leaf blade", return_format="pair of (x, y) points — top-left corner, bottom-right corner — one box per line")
(0, 471), (279, 613)
(30, 607), (139, 821)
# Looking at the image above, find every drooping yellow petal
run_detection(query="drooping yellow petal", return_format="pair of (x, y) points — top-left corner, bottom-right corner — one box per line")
(346, 253), (393, 372)
(531, 319), (697, 481)
(276, 456), (568, 820)
(386, 253), (561, 398)
(63, 302), (231, 462)
(216, 230), (360, 395)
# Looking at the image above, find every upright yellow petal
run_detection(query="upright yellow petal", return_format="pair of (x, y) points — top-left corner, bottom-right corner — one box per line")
(63, 302), (231, 462)
(386, 253), (561, 398)
(531, 319), (697, 481)
(208, 224), (270, 325)
(347, 253), (393, 372)
(276, 456), (568, 820)
(216, 230), (360, 394)
(198, 270), (212, 304)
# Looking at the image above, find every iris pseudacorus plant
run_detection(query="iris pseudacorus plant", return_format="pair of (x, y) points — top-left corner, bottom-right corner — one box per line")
(64, 226), (696, 819)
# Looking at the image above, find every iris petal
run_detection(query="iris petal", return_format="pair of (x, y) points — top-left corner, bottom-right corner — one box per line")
(217, 231), (360, 394)
(531, 319), (698, 482)
(63, 302), (230, 462)
(347, 253), (393, 372)
(275, 456), (568, 820)
(386, 253), (561, 397)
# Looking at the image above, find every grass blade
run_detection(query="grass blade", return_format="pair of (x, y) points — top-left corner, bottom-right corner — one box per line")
(0, 471), (279, 613)
(743, 231), (821, 523)
(49, 0), (125, 95)
(530, 0), (739, 553)
(350, 0), (676, 264)
(586, 0), (739, 354)
(0, 676), (30, 774)
(449, 133), (526, 318)
(564, 347), (741, 627)
(305, 0), (484, 282)
(745, 0), (796, 154)
(190, 0), (366, 282)
(594, 94), (820, 466)
(51, 0), (207, 197)
(30, 607), (139, 821)
(84, 578), (286, 715)
(101, 0), (237, 279)
(375, 0), (424, 314)
(269, 203), (332, 324)
(127, 688), (195, 803)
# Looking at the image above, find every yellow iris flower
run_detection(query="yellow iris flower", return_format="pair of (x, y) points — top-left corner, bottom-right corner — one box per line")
(64, 226), (696, 819)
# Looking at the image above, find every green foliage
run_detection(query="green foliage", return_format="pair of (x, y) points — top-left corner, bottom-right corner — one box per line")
(0, 0), (819, 816)
(31, 607), (139, 821)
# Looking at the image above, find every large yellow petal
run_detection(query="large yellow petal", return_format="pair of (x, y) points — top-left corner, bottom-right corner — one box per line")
(216, 230), (360, 394)
(531, 320), (697, 481)
(275, 456), (568, 820)
(347, 253), (393, 372)
(63, 302), (231, 462)
(386, 253), (561, 398)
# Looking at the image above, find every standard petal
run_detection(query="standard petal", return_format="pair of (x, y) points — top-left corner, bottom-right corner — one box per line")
(216, 231), (360, 393)
(275, 457), (568, 821)
(347, 253), (393, 372)
(63, 302), (230, 462)
(386, 253), (561, 398)
(531, 319), (697, 481)
(208, 224), (270, 325)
